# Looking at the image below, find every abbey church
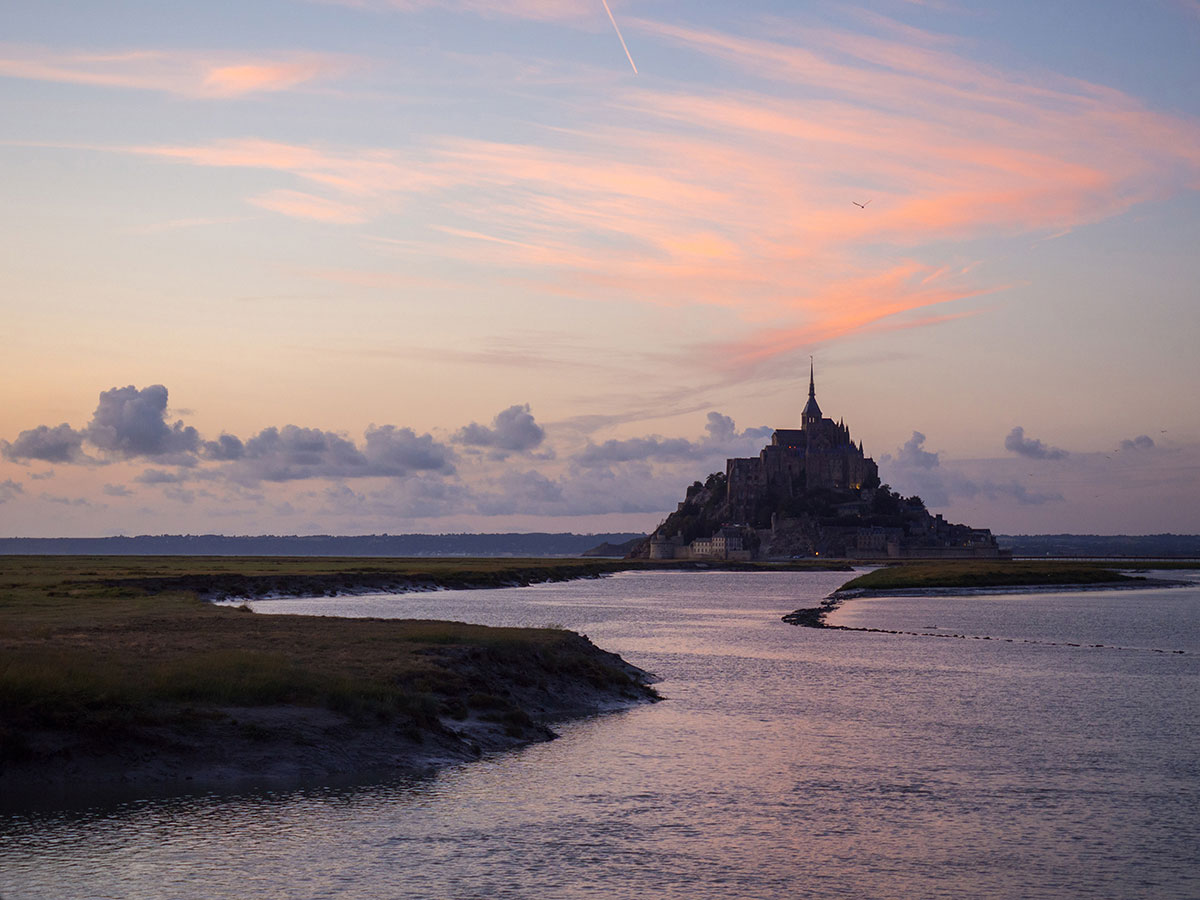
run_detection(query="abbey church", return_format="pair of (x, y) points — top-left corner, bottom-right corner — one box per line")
(635, 365), (1005, 561)
(726, 363), (878, 523)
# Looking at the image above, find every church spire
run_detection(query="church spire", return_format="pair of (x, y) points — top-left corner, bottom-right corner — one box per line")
(802, 356), (822, 425)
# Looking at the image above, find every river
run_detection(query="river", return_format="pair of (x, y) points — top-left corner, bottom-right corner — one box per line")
(2, 570), (1198, 899)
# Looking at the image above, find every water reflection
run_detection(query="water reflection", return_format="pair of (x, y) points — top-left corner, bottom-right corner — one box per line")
(4, 571), (1198, 900)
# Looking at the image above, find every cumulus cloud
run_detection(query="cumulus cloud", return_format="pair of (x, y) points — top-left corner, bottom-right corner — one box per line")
(202, 434), (246, 461)
(1004, 426), (1068, 460)
(880, 432), (950, 505)
(703, 412), (737, 442)
(221, 423), (456, 484)
(1, 383), (465, 493)
(949, 478), (1064, 507)
(232, 425), (370, 482)
(135, 468), (188, 484)
(575, 434), (704, 467)
(314, 475), (471, 520)
(1, 423), (89, 463)
(86, 384), (200, 460)
(392, 476), (471, 518)
(40, 493), (92, 507)
(0, 479), (24, 503)
(365, 425), (457, 473)
(574, 411), (771, 469)
(883, 431), (1064, 507)
(102, 483), (134, 497)
(556, 468), (686, 516)
(308, 461), (674, 522)
(895, 431), (939, 470)
(703, 411), (773, 444)
(1, 385), (197, 465)
(1119, 434), (1155, 451)
(455, 404), (546, 456)
(475, 469), (565, 516)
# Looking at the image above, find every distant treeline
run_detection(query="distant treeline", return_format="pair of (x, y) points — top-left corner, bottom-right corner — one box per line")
(4, 532), (1196, 559)
(997, 533), (1200, 558)
(0, 533), (648, 558)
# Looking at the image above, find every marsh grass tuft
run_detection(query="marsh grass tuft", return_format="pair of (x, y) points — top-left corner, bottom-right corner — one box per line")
(839, 560), (1148, 592)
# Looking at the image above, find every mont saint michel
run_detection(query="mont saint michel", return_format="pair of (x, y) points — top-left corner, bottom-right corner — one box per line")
(635, 364), (1005, 561)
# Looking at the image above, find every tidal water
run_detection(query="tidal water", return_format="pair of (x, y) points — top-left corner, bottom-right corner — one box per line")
(3, 570), (1198, 899)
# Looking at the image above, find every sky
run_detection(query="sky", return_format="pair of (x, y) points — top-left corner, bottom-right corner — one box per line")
(2, 0), (1199, 538)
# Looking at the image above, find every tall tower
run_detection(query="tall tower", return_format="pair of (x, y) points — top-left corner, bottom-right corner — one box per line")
(801, 357), (822, 430)
(802, 358), (822, 490)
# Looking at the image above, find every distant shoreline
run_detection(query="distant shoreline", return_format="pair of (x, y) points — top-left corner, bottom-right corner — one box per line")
(88, 558), (852, 604)
(5, 532), (1197, 561)
(783, 568), (1194, 630)
(830, 576), (1190, 600)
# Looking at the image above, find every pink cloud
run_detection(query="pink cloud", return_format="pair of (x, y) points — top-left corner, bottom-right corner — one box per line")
(0, 45), (348, 97)
(199, 61), (339, 97)
(80, 15), (1200, 373)
(708, 264), (994, 372)
(249, 190), (368, 224)
(127, 138), (447, 195)
(312, 0), (602, 22)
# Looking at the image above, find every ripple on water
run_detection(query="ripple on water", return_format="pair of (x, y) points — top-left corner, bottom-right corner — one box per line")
(3, 570), (1198, 900)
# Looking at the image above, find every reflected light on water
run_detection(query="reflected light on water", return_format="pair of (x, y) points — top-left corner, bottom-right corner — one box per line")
(3, 571), (1198, 899)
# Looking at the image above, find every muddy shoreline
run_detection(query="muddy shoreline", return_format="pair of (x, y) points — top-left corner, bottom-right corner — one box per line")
(781, 578), (1192, 656)
(783, 577), (1188, 629)
(102, 565), (622, 602)
(101, 558), (852, 604)
(2, 630), (659, 810)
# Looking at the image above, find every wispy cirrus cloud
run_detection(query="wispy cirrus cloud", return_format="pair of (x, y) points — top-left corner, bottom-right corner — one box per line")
(50, 14), (1200, 376)
(126, 138), (448, 194)
(248, 189), (369, 224)
(0, 45), (350, 97)
(309, 0), (603, 22)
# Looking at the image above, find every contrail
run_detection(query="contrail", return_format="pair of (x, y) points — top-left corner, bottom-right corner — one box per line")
(600, 0), (638, 75)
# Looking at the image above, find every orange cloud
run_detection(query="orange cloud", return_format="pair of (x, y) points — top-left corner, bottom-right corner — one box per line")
(0, 45), (347, 97)
(709, 265), (994, 372)
(199, 61), (338, 97)
(84, 16), (1200, 374)
(313, 0), (602, 21)
(249, 190), (368, 224)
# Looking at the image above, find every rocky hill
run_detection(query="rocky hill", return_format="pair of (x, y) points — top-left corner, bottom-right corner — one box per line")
(629, 470), (1002, 561)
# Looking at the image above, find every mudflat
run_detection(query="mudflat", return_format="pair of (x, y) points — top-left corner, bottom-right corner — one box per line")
(834, 559), (1173, 593)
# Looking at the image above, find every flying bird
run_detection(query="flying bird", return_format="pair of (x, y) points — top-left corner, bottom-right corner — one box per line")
(601, 0), (638, 75)
(852, 199), (872, 209)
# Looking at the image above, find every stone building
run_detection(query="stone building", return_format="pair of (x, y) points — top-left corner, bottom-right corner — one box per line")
(630, 362), (1006, 561)
(689, 525), (752, 561)
(726, 362), (878, 524)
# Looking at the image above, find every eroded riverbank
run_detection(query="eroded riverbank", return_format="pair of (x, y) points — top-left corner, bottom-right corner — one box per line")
(0, 557), (657, 806)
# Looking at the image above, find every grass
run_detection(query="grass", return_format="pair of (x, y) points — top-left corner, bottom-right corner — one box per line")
(836, 560), (1154, 592)
(0, 556), (653, 764)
